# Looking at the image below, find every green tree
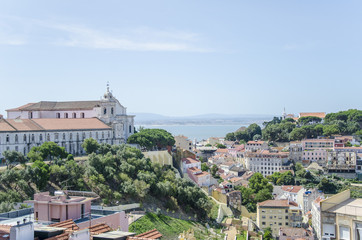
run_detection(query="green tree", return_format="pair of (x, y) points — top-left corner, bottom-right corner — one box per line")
(255, 188), (273, 202)
(225, 132), (236, 141)
(31, 160), (50, 190)
(2, 150), (26, 169)
(201, 163), (209, 172)
(323, 125), (340, 136)
(297, 116), (322, 126)
(82, 138), (99, 154)
(263, 227), (273, 240)
(248, 173), (273, 193)
(216, 143), (226, 149)
(289, 128), (307, 141)
(127, 129), (175, 150)
(247, 123), (262, 140)
(211, 165), (218, 177)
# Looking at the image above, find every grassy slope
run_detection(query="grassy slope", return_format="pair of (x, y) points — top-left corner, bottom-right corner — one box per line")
(129, 212), (211, 239)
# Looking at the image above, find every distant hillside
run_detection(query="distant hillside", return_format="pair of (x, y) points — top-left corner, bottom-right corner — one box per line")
(130, 112), (274, 125)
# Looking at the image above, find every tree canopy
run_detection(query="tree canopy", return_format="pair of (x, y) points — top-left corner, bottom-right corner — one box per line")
(127, 129), (175, 150)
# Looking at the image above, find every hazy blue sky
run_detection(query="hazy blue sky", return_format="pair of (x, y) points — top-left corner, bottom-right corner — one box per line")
(1, 1), (361, 117)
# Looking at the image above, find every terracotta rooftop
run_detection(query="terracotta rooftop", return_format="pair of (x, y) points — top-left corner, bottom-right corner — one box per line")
(0, 225), (11, 240)
(258, 199), (298, 208)
(194, 171), (210, 178)
(216, 149), (229, 153)
(7, 101), (101, 112)
(181, 157), (199, 164)
(247, 140), (265, 145)
(246, 150), (289, 157)
(281, 185), (304, 194)
(0, 118), (111, 132)
(128, 229), (162, 239)
(188, 167), (202, 173)
(44, 232), (70, 240)
(88, 223), (112, 235)
(279, 227), (312, 238)
(49, 219), (79, 231)
(299, 112), (326, 119)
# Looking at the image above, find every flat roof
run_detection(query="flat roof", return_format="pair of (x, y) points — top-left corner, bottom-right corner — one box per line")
(325, 198), (362, 217)
(93, 231), (136, 239)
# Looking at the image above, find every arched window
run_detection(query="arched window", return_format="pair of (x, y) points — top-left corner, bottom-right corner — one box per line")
(81, 113), (85, 118)
(6, 134), (9, 143)
(29, 112), (33, 119)
(63, 133), (66, 140)
(39, 134), (43, 141)
(23, 134), (27, 142)
(31, 134), (35, 142)
(103, 108), (107, 115)
(89, 132), (92, 138)
(70, 133), (72, 140)
(111, 107), (114, 115)
(72, 113), (76, 118)
(102, 132), (104, 139)
(129, 125), (132, 133)
(77, 133), (79, 141)
(15, 134), (18, 143)
(64, 113), (68, 118)
(56, 113), (60, 118)
(82, 132), (86, 140)
(47, 134), (50, 141)
(96, 132), (99, 139)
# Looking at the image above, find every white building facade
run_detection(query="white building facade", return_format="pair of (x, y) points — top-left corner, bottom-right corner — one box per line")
(0, 87), (135, 159)
(245, 150), (289, 177)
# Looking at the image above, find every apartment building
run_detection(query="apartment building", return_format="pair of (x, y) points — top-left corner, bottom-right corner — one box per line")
(327, 151), (356, 173)
(245, 150), (289, 177)
(245, 140), (268, 151)
(257, 200), (303, 235)
(174, 135), (193, 151)
(313, 189), (362, 240)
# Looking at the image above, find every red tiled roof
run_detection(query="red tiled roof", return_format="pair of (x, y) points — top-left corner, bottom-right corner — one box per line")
(49, 219), (79, 231)
(247, 141), (265, 145)
(258, 199), (298, 208)
(0, 225), (11, 240)
(88, 223), (111, 235)
(0, 118), (111, 132)
(216, 149), (229, 153)
(44, 232), (69, 240)
(188, 167), (201, 173)
(128, 229), (162, 239)
(282, 185), (303, 193)
(299, 112), (326, 118)
(181, 158), (199, 164)
(6, 103), (35, 112)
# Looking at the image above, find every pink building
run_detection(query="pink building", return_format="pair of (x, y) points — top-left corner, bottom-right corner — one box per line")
(27, 191), (93, 223)
(187, 167), (211, 187)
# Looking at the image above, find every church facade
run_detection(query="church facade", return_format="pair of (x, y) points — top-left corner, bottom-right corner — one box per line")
(0, 87), (135, 159)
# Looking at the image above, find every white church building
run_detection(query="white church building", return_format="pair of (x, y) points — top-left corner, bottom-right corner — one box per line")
(0, 86), (135, 159)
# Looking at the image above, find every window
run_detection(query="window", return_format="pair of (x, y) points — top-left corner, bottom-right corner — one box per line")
(285, 216), (288, 219)
(15, 134), (18, 143)
(104, 108), (107, 115)
(89, 132), (92, 138)
(31, 134), (35, 142)
(102, 132), (104, 139)
(129, 125), (132, 133)
(29, 112), (33, 119)
(82, 132), (86, 140)
(77, 133), (79, 141)
(81, 112), (85, 118)
(47, 134), (50, 141)
(111, 107), (114, 115)
(55, 133), (59, 140)
(39, 134), (43, 141)
(6, 134), (9, 143)
(24, 134), (27, 142)
(63, 133), (66, 140)
(70, 133), (72, 140)
(72, 113), (76, 118)
(56, 113), (60, 118)
(279, 223), (282, 226)
(65, 113), (68, 118)
(15, 146), (18, 151)
(262, 222), (266, 225)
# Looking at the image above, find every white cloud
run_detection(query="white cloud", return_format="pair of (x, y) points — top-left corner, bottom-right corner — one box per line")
(52, 24), (209, 52)
(0, 16), (210, 52)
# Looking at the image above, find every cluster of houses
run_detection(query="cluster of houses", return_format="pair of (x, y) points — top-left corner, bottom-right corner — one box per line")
(0, 191), (162, 240)
(174, 127), (362, 239)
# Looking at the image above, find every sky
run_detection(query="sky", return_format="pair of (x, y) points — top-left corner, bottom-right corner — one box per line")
(0, 1), (361, 117)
